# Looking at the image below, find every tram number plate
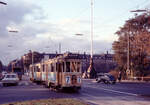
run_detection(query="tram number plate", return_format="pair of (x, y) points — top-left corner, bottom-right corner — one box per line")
(66, 76), (70, 84)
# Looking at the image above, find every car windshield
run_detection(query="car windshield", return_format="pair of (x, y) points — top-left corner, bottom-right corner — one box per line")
(107, 75), (115, 80)
(6, 75), (16, 78)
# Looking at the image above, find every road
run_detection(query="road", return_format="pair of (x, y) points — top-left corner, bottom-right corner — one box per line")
(0, 75), (150, 105)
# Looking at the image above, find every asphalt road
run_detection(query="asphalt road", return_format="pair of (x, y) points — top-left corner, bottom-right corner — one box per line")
(0, 75), (150, 105)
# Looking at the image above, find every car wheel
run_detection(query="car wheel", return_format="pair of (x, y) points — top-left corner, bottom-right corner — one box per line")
(3, 83), (7, 87)
(104, 80), (109, 84)
(15, 83), (18, 86)
(112, 81), (116, 84)
(97, 80), (100, 83)
(97, 79), (102, 83)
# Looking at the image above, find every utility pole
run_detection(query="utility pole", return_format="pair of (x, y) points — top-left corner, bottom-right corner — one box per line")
(128, 9), (147, 79)
(87, 0), (97, 78)
(59, 43), (61, 54)
(127, 27), (130, 78)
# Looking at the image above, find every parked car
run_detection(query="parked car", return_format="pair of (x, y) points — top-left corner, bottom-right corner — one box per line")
(2, 71), (7, 76)
(1, 73), (19, 86)
(96, 73), (116, 84)
(0, 73), (2, 80)
(0, 71), (7, 80)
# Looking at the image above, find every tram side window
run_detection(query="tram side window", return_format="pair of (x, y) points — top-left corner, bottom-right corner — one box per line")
(66, 62), (70, 72)
(42, 65), (45, 72)
(48, 64), (51, 72)
(62, 62), (65, 72)
(77, 62), (80, 72)
(34, 67), (36, 72)
(51, 64), (54, 72)
(55, 63), (58, 72)
(58, 63), (62, 72)
(35, 66), (37, 72)
(37, 66), (40, 72)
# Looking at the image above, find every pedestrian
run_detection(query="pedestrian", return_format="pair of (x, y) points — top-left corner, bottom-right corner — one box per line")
(118, 71), (122, 82)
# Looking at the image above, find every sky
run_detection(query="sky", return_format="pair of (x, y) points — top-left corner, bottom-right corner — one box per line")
(0, 0), (150, 65)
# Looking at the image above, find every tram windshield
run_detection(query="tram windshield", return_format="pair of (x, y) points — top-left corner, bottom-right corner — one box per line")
(66, 62), (70, 72)
(66, 61), (81, 72)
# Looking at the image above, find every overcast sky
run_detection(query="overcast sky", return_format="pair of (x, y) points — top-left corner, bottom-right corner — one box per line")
(0, 0), (149, 65)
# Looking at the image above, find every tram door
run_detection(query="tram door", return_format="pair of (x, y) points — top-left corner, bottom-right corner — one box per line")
(57, 63), (62, 85)
(31, 66), (34, 80)
(40, 65), (42, 81)
(46, 64), (48, 81)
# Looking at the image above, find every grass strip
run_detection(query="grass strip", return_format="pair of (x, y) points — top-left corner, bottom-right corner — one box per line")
(2, 98), (89, 105)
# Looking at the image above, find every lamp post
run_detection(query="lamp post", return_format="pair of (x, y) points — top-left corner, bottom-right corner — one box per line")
(87, 0), (97, 78)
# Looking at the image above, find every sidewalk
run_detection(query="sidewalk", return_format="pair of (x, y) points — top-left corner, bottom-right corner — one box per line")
(120, 79), (150, 83)
(82, 78), (150, 84)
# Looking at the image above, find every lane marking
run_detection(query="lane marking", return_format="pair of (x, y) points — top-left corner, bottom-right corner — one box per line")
(99, 87), (138, 96)
(82, 93), (97, 98)
(86, 85), (138, 96)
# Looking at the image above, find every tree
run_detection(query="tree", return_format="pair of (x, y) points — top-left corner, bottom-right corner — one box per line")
(113, 13), (150, 77)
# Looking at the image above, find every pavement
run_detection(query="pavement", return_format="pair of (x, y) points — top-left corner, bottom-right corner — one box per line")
(81, 79), (150, 105)
(0, 76), (150, 105)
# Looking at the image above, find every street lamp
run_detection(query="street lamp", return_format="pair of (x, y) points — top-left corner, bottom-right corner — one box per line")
(9, 30), (18, 33)
(0, 1), (7, 5)
(75, 33), (83, 36)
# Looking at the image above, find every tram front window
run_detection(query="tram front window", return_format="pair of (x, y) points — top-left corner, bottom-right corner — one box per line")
(66, 62), (70, 72)
(77, 62), (80, 72)
(37, 67), (40, 72)
(71, 62), (76, 72)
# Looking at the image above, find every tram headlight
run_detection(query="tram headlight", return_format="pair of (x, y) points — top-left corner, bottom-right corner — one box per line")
(77, 77), (81, 83)
(65, 76), (71, 84)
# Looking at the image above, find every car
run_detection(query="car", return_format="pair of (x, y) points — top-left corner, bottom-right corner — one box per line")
(0, 71), (7, 81)
(2, 71), (7, 75)
(1, 73), (19, 86)
(0, 73), (2, 80)
(96, 73), (116, 84)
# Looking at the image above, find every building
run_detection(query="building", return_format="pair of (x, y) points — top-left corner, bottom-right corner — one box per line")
(19, 51), (116, 74)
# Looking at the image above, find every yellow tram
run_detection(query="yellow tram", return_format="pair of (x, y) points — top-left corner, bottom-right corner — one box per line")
(29, 53), (82, 91)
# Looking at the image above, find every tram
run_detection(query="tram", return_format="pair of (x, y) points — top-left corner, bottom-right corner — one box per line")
(29, 63), (42, 83)
(29, 53), (82, 91)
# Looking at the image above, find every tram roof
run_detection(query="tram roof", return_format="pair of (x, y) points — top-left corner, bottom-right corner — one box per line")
(56, 53), (82, 60)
